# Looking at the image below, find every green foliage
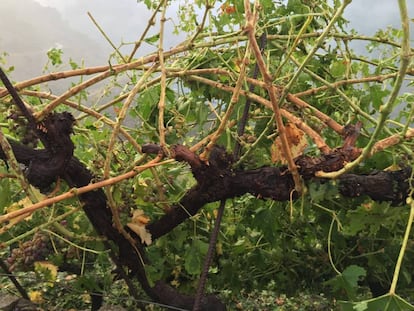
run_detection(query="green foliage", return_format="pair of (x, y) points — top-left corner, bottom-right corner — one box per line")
(309, 181), (339, 202)
(325, 265), (367, 300)
(0, 0), (413, 309)
(0, 178), (11, 211)
(340, 294), (414, 311)
(222, 283), (336, 310)
(46, 47), (63, 66)
(184, 238), (209, 275)
(0, 52), (14, 73)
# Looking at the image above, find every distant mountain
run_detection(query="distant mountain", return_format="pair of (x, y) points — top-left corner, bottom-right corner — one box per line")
(0, 0), (107, 81)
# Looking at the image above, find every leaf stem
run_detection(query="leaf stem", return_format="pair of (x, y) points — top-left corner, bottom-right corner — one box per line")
(87, 12), (126, 63)
(245, 0), (303, 193)
(277, 0), (352, 107)
(328, 218), (341, 275)
(128, 1), (164, 62)
(157, 0), (168, 150)
(389, 198), (414, 295)
(318, 0), (412, 178)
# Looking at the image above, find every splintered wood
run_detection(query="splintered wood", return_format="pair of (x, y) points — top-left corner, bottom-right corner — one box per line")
(271, 122), (308, 164)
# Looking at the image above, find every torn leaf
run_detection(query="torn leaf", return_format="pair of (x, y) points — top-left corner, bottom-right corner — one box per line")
(127, 209), (152, 245)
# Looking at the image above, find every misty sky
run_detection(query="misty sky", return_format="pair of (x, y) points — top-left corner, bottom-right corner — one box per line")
(33, 1), (412, 36)
(1, 0), (413, 80)
(31, 0), (413, 37)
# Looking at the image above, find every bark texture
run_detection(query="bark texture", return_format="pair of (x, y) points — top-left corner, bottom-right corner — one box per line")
(0, 122), (411, 310)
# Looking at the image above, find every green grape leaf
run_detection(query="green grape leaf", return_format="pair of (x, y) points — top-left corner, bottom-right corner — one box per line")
(184, 239), (208, 275)
(144, 33), (160, 45)
(325, 265), (366, 300)
(331, 61), (346, 78)
(339, 293), (414, 311)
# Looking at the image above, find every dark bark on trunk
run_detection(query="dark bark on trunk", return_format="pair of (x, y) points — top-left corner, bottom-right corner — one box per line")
(1, 137), (411, 310)
(1, 139), (225, 310)
(338, 168), (411, 204)
(145, 144), (411, 240)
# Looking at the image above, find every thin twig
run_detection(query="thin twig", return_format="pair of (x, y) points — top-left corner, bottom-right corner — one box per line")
(233, 33), (266, 159)
(318, 0), (412, 178)
(88, 12), (126, 63)
(0, 68), (44, 199)
(371, 126), (414, 155)
(128, 1), (164, 62)
(199, 40), (250, 160)
(102, 66), (159, 265)
(186, 75), (331, 153)
(0, 67), (36, 126)
(274, 0), (352, 121)
(244, 0), (302, 192)
(157, 0), (168, 149)
(0, 259), (30, 300)
(193, 200), (226, 311)
(2, 208), (82, 245)
(389, 196), (414, 294)
(0, 130), (33, 197)
(189, 1), (212, 44)
(293, 73), (398, 98)
(243, 77), (344, 136)
(0, 156), (170, 225)
(102, 65), (158, 179)
(18, 89), (142, 153)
